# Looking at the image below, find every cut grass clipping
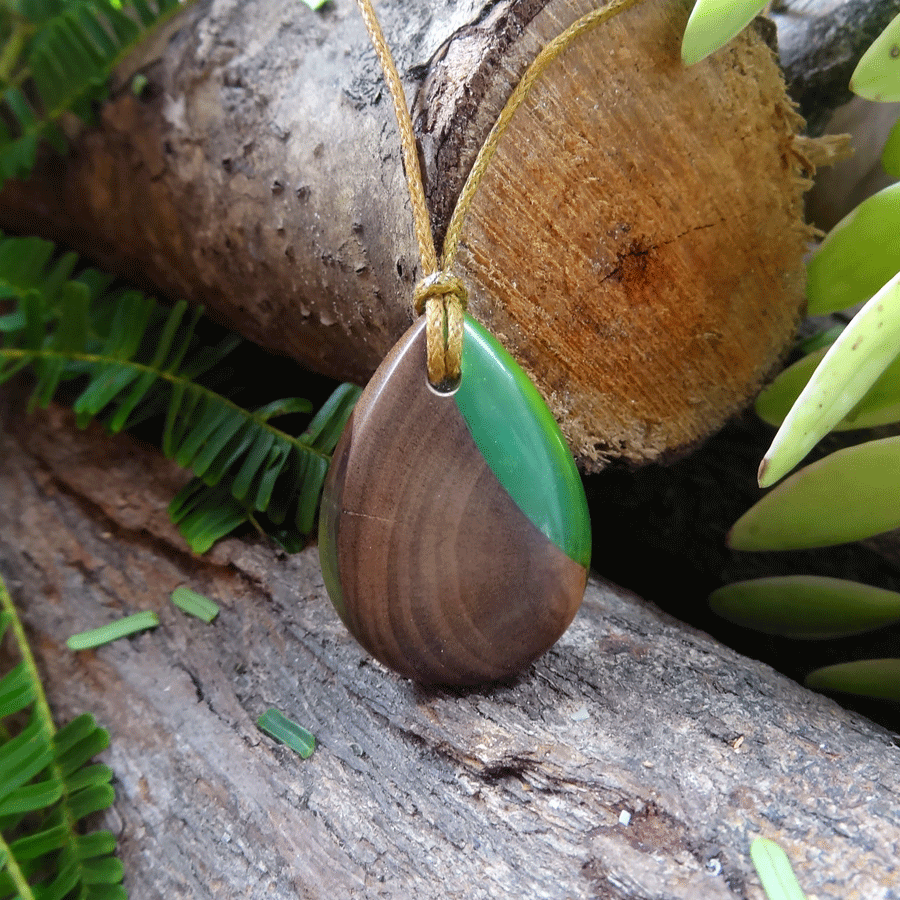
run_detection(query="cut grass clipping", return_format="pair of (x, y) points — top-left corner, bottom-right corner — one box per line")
(750, 838), (807, 900)
(171, 587), (220, 623)
(257, 708), (316, 759)
(66, 611), (160, 651)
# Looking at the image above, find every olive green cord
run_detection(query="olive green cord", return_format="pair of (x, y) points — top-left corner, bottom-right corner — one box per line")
(354, 0), (644, 386)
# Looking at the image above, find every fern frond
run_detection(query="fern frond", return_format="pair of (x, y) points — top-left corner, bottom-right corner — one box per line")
(0, 232), (361, 552)
(0, 572), (124, 900)
(0, 0), (185, 186)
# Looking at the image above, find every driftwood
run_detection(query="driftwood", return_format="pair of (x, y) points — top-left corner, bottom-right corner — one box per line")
(1, 402), (899, 900)
(0, 0), (812, 469)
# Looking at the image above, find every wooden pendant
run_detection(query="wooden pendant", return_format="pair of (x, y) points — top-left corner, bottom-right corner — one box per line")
(319, 315), (591, 686)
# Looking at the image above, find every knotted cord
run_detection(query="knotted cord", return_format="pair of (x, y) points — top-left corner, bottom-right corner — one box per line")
(353, 0), (643, 386)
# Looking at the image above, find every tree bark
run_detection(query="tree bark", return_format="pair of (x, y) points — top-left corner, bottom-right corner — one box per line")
(0, 402), (898, 900)
(0, 0), (812, 469)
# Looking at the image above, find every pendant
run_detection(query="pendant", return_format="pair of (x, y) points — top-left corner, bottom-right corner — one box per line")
(319, 314), (591, 686)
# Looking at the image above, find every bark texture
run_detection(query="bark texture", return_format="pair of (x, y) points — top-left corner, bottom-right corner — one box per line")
(1, 402), (898, 900)
(0, 0), (812, 468)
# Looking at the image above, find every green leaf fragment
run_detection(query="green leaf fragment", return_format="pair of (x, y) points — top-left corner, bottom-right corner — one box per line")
(54, 714), (104, 757)
(76, 830), (118, 859)
(295, 454), (329, 534)
(850, 12), (900, 102)
(80, 854), (124, 885)
(66, 782), (116, 820)
(66, 611), (160, 650)
(710, 576), (900, 638)
(806, 658), (900, 700)
(232, 429), (275, 502)
(0, 778), (64, 815)
(680, 0), (767, 65)
(0, 662), (36, 718)
(759, 271), (900, 487)
(806, 181), (900, 316)
(256, 708), (316, 758)
(750, 839), (807, 900)
(171, 587), (220, 623)
(733, 436), (900, 550)
(302, 0), (330, 9)
(64, 763), (113, 794)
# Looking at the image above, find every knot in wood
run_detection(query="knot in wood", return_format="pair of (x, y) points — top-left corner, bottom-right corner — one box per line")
(413, 272), (468, 315)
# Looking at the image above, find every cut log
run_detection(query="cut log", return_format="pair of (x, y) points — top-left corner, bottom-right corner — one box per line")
(0, 0), (812, 468)
(0, 403), (898, 899)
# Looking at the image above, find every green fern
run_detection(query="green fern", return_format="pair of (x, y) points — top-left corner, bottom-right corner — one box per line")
(0, 0), (184, 185)
(0, 232), (361, 553)
(0, 571), (125, 900)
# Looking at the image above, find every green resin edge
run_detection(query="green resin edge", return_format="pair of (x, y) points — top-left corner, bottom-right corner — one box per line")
(454, 316), (592, 568)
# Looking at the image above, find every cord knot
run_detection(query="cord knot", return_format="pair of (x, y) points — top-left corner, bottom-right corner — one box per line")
(413, 272), (468, 315)
(413, 272), (468, 391)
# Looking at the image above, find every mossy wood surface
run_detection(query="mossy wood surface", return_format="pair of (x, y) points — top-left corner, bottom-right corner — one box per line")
(0, 402), (897, 900)
(0, 0), (811, 469)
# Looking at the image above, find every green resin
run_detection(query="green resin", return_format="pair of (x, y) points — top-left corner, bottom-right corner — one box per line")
(454, 316), (591, 568)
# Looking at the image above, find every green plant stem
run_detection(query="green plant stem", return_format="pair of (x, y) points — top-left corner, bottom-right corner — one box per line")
(0, 827), (34, 900)
(0, 576), (55, 756)
(1, 346), (330, 460)
(0, 574), (82, 890)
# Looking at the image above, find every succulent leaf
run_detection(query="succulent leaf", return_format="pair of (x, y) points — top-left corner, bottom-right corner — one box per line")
(681, 0), (767, 65)
(756, 347), (900, 432)
(806, 182), (900, 316)
(710, 576), (900, 638)
(735, 436), (900, 550)
(759, 270), (900, 487)
(806, 659), (900, 700)
(850, 12), (900, 102)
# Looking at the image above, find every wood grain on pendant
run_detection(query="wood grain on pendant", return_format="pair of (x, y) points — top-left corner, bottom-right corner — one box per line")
(319, 319), (588, 686)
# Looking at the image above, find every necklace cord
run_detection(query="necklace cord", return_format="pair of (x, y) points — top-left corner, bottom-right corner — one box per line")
(353, 0), (644, 385)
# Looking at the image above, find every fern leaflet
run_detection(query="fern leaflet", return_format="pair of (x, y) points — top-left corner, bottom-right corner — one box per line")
(0, 232), (360, 552)
(0, 0), (186, 185)
(0, 572), (125, 900)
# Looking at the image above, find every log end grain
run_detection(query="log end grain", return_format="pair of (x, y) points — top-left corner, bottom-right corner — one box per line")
(443, 0), (815, 467)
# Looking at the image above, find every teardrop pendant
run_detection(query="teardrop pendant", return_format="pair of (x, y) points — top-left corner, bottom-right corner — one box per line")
(319, 315), (591, 686)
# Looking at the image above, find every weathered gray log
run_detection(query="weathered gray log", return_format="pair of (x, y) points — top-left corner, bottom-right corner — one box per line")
(0, 0), (813, 470)
(1, 401), (898, 900)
